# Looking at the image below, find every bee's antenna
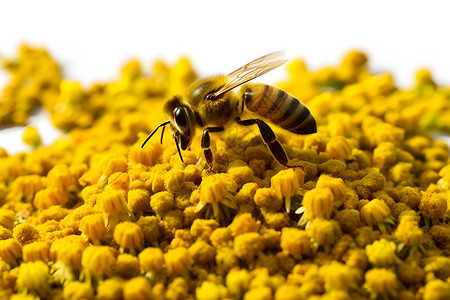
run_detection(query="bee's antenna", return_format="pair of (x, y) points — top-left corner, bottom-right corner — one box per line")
(160, 126), (166, 144)
(173, 132), (184, 162)
(141, 121), (171, 148)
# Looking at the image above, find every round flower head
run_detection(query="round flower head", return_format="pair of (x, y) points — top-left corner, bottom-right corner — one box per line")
(296, 187), (335, 228)
(419, 191), (447, 226)
(228, 213), (260, 236)
(113, 221), (144, 254)
(81, 245), (116, 279)
(96, 153), (128, 179)
(34, 187), (68, 210)
(395, 217), (423, 255)
(139, 247), (164, 273)
(123, 276), (153, 300)
(360, 199), (394, 233)
(17, 261), (50, 298)
(164, 247), (191, 275)
(226, 269), (250, 299)
(22, 126), (41, 148)
(47, 164), (76, 191)
(79, 213), (106, 245)
(365, 238), (400, 268)
(325, 136), (353, 161)
(306, 218), (339, 253)
(0, 208), (17, 230)
(364, 268), (398, 298)
(195, 174), (237, 222)
(97, 277), (125, 300)
(320, 261), (357, 291)
(423, 279), (450, 300)
(0, 238), (22, 266)
(10, 175), (45, 202)
(280, 227), (311, 258)
(106, 172), (130, 191)
(96, 189), (128, 218)
(22, 241), (50, 262)
(316, 174), (347, 204)
(127, 188), (151, 216)
(196, 281), (228, 300)
(63, 281), (94, 300)
(129, 142), (162, 166)
(271, 169), (301, 212)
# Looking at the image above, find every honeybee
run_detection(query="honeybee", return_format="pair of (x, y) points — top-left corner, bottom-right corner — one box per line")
(142, 51), (317, 169)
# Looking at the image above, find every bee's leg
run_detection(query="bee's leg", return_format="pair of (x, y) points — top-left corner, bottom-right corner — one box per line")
(201, 127), (224, 170)
(235, 117), (288, 166)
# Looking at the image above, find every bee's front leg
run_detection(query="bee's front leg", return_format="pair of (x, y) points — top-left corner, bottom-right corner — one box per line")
(201, 127), (224, 172)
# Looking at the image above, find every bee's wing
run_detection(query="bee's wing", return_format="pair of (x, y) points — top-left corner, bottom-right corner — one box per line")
(207, 51), (288, 100)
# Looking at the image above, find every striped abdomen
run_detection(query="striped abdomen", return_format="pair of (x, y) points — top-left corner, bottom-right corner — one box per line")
(242, 83), (317, 134)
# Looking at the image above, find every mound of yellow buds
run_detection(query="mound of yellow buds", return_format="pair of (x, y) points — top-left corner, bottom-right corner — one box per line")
(0, 45), (449, 299)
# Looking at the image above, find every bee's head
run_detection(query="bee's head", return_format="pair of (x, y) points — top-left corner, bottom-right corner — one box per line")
(141, 96), (195, 162)
(164, 96), (195, 150)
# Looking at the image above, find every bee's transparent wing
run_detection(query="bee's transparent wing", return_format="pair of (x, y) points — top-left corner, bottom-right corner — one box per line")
(206, 51), (287, 100)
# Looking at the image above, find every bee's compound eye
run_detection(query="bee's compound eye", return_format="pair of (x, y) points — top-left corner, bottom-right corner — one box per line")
(174, 107), (187, 127)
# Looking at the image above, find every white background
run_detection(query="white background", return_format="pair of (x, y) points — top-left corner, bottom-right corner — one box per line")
(1, 0), (450, 153)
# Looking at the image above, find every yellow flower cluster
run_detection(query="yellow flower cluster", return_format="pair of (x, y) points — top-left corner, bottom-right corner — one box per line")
(0, 45), (450, 299)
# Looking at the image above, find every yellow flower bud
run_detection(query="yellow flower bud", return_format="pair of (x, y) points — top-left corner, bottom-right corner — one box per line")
(17, 261), (50, 298)
(79, 213), (106, 245)
(34, 187), (68, 210)
(47, 164), (76, 191)
(0, 209), (17, 230)
(63, 281), (94, 300)
(114, 221), (144, 254)
(395, 218), (423, 246)
(81, 245), (116, 278)
(22, 241), (50, 262)
(196, 281), (228, 300)
(123, 276), (152, 300)
(316, 174), (347, 203)
(200, 174), (227, 205)
(138, 247), (164, 273)
(360, 199), (391, 226)
(326, 136), (353, 161)
(97, 189), (127, 217)
(129, 143), (162, 166)
(164, 247), (191, 275)
(320, 261), (357, 291)
(22, 126), (42, 148)
(271, 169), (301, 212)
(280, 227), (311, 258)
(307, 219), (338, 252)
(364, 268), (398, 295)
(365, 238), (399, 268)
(420, 191), (447, 220)
(0, 238), (22, 265)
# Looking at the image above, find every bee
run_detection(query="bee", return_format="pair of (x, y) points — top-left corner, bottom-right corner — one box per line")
(142, 51), (317, 169)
